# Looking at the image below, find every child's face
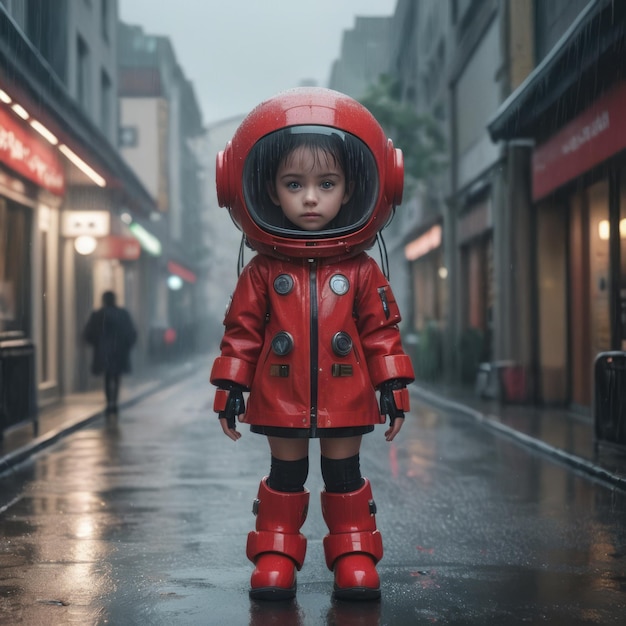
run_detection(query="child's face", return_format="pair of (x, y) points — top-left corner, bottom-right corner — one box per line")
(269, 146), (351, 231)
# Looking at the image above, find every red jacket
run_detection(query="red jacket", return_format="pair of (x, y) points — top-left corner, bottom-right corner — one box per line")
(210, 252), (415, 431)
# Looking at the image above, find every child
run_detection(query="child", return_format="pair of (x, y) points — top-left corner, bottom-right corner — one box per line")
(210, 88), (415, 602)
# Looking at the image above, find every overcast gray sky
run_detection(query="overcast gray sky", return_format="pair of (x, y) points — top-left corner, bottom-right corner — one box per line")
(118, 0), (397, 126)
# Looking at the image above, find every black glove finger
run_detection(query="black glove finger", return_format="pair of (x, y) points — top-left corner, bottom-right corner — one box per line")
(220, 412), (236, 430)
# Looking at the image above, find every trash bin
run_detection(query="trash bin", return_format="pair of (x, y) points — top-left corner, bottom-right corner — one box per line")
(0, 332), (38, 440)
(593, 351), (626, 449)
(475, 362), (503, 399)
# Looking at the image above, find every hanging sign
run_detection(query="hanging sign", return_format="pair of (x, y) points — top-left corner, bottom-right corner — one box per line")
(96, 236), (141, 260)
(0, 106), (65, 195)
(533, 81), (626, 201)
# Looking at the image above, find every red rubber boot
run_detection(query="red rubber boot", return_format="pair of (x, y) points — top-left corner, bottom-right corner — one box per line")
(246, 477), (309, 601)
(321, 478), (383, 601)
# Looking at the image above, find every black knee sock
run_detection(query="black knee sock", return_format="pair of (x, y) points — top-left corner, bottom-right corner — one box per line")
(321, 454), (364, 493)
(268, 456), (309, 492)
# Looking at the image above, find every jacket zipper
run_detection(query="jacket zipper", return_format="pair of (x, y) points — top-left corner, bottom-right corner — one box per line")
(309, 259), (318, 436)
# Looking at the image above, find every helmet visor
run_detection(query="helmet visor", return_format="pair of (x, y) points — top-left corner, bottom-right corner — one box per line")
(242, 126), (379, 238)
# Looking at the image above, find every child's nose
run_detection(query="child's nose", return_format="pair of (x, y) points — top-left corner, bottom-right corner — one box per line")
(303, 186), (318, 204)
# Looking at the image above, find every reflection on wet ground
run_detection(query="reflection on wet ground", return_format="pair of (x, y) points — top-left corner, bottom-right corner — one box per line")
(0, 369), (625, 624)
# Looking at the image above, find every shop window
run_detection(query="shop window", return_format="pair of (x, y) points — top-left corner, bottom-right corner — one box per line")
(460, 233), (492, 358)
(101, 0), (110, 42)
(540, 199), (568, 404)
(0, 198), (32, 333)
(588, 180), (611, 355)
(119, 125), (138, 148)
(39, 221), (48, 380)
(37, 205), (58, 386)
(619, 169), (626, 350)
(77, 36), (90, 111)
(100, 69), (112, 138)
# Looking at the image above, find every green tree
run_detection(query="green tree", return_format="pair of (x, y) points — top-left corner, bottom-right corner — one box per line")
(360, 74), (446, 186)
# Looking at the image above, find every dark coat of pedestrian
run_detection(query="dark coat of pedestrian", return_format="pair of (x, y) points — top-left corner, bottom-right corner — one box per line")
(83, 291), (137, 412)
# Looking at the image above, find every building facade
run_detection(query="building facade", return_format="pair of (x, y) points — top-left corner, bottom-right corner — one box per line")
(327, 0), (623, 413)
(200, 115), (247, 349)
(0, 0), (158, 417)
(0, 0), (209, 431)
(489, 0), (626, 408)
(388, 0), (451, 381)
(328, 16), (393, 101)
(117, 22), (205, 361)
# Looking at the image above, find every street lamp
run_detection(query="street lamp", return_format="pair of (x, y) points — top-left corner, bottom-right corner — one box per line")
(74, 235), (97, 255)
(167, 275), (183, 290)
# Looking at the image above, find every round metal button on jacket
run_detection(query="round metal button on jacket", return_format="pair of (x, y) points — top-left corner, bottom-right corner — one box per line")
(271, 331), (294, 356)
(329, 274), (350, 295)
(273, 274), (294, 295)
(331, 331), (353, 356)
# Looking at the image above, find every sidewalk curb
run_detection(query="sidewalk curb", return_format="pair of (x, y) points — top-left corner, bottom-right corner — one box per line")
(0, 364), (194, 478)
(410, 384), (626, 492)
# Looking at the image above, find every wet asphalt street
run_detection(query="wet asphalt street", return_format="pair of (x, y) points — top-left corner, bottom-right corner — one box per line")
(1, 363), (625, 625)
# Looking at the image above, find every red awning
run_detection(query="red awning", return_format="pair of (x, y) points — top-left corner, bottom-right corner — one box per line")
(167, 260), (196, 283)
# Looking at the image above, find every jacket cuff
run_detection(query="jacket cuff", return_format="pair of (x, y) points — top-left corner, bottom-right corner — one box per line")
(210, 356), (255, 389)
(368, 354), (415, 388)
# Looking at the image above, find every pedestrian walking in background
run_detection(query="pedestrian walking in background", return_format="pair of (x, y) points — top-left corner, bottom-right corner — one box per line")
(83, 290), (137, 414)
(210, 88), (414, 602)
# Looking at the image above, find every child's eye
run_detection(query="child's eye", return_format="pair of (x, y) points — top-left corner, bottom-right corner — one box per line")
(286, 181), (301, 190)
(321, 181), (334, 189)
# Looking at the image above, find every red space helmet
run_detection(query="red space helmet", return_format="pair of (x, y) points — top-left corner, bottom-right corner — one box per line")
(216, 87), (404, 260)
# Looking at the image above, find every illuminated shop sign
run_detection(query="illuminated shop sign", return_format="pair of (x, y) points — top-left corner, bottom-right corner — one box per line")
(62, 210), (110, 237)
(533, 80), (626, 201)
(96, 236), (141, 260)
(129, 222), (162, 256)
(404, 224), (442, 261)
(0, 106), (65, 195)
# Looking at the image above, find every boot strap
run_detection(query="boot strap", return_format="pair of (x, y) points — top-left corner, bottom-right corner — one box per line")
(246, 530), (307, 570)
(323, 530), (383, 570)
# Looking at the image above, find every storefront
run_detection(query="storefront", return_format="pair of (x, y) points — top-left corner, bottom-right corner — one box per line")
(488, 0), (625, 408)
(404, 223), (446, 379)
(1, 6), (162, 407)
(456, 191), (494, 372)
(166, 259), (198, 355)
(0, 97), (65, 404)
(532, 82), (626, 406)
(404, 223), (445, 332)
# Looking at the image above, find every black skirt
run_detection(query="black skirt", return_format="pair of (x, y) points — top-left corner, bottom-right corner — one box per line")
(250, 424), (374, 438)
